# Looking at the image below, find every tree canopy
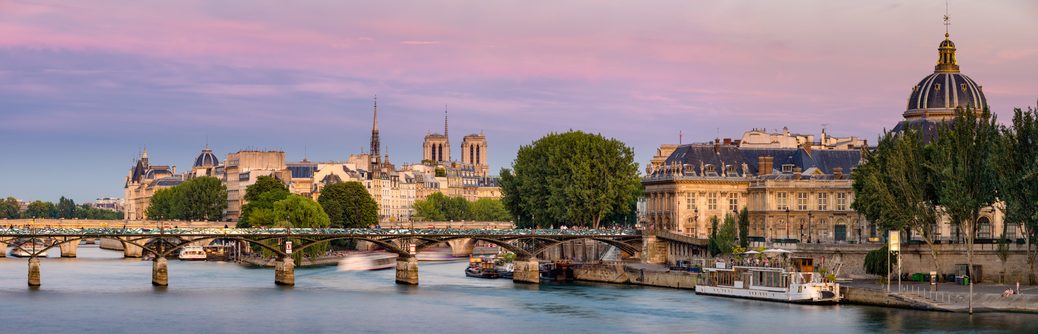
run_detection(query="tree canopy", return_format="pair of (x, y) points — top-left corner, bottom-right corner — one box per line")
(145, 176), (227, 221)
(1, 197), (21, 219)
(238, 175), (290, 227)
(993, 107), (1038, 283)
(500, 131), (641, 228)
(413, 193), (511, 222)
(318, 182), (379, 228)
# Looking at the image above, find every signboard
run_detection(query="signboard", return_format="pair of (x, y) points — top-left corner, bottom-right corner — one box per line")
(409, 244), (416, 254)
(285, 241), (293, 254)
(888, 230), (900, 252)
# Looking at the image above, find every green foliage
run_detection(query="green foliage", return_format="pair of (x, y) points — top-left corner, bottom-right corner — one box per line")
(864, 245), (896, 276)
(57, 196), (77, 219)
(24, 200), (55, 219)
(708, 216), (720, 256)
(738, 208), (750, 248)
(145, 177), (227, 221)
(992, 107), (1038, 283)
(413, 192), (472, 222)
(318, 182), (379, 228)
(710, 214), (739, 256)
(244, 176), (287, 202)
(178, 176), (228, 221)
(1, 197), (21, 219)
(852, 127), (937, 236)
(75, 204), (123, 220)
(239, 189), (289, 227)
(500, 131), (641, 228)
(469, 198), (511, 221)
(269, 195), (331, 262)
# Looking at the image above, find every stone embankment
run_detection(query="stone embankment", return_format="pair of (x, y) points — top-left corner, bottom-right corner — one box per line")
(842, 284), (1038, 313)
(575, 262), (698, 289)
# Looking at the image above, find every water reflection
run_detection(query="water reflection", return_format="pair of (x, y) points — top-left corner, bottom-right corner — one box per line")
(0, 245), (1035, 334)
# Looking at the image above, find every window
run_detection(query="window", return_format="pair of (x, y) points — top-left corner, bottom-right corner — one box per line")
(817, 193), (828, 211)
(782, 164), (794, 173)
(725, 165), (736, 175)
(776, 192), (788, 210)
(686, 192), (697, 211)
(729, 193), (739, 212)
(705, 165), (717, 175)
(797, 192), (808, 211)
(836, 192), (848, 211)
(708, 193), (718, 210)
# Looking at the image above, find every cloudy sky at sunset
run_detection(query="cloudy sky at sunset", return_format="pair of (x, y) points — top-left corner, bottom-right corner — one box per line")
(2, 0), (1036, 202)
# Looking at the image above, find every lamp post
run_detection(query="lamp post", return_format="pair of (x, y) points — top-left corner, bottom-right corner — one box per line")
(693, 208), (699, 238)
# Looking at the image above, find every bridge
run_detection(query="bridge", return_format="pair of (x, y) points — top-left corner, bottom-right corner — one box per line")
(0, 227), (650, 287)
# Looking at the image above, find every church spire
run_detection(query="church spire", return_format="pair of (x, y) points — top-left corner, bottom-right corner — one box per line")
(444, 105), (450, 161)
(369, 96), (381, 179)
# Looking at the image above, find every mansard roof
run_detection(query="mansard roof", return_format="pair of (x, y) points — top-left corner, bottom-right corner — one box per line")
(657, 144), (861, 177)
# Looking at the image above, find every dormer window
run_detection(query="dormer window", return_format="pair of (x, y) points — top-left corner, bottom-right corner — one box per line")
(725, 165), (736, 175)
(705, 165), (717, 175)
(782, 164), (794, 173)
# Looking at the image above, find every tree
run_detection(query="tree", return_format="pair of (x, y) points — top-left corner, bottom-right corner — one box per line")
(413, 192), (470, 222)
(852, 127), (942, 274)
(146, 188), (181, 220)
(864, 245), (897, 277)
(24, 201), (53, 218)
(468, 198), (511, 221)
(57, 196), (77, 218)
(714, 214), (739, 256)
(318, 182), (379, 228)
(992, 107), (1038, 284)
(239, 190), (289, 227)
(708, 216), (719, 256)
(178, 176), (227, 221)
(500, 131), (641, 228)
(0, 197), (20, 219)
(413, 197), (444, 221)
(738, 208), (750, 248)
(273, 195), (332, 262)
(926, 107), (999, 313)
(244, 176), (287, 202)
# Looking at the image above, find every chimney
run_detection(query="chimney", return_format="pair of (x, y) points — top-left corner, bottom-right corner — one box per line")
(833, 167), (844, 178)
(793, 167), (802, 180)
(758, 156), (772, 176)
(714, 138), (720, 154)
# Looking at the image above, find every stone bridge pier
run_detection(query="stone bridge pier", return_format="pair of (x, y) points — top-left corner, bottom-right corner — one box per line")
(447, 238), (476, 256)
(152, 257), (168, 286)
(28, 256), (41, 287)
(120, 237), (144, 258)
(513, 256), (540, 284)
(58, 237), (80, 257)
(395, 254), (419, 285)
(275, 256), (295, 286)
(0, 238), (8, 258)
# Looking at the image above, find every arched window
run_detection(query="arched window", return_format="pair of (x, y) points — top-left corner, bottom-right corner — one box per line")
(476, 145), (481, 164)
(977, 217), (992, 239)
(470, 144), (474, 164)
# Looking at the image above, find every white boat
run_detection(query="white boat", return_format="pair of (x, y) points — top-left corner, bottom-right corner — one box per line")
(337, 252), (396, 271)
(695, 255), (841, 304)
(10, 241), (48, 258)
(178, 246), (208, 261)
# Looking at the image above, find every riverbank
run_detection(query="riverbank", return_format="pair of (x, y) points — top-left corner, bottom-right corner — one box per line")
(574, 262), (1038, 314)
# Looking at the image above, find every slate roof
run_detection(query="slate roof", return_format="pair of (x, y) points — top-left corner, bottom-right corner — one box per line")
(655, 144), (861, 178)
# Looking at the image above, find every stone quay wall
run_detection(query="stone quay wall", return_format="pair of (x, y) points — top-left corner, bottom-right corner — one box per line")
(575, 263), (699, 289)
(771, 243), (1034, 284)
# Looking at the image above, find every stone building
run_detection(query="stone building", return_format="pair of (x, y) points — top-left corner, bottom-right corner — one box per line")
(460, 133), (489, 177)
(423, 109), (451, 164)
(222, 150), (288, 221)
(643, 138), (864, 243)
(123, 149), (183, 220)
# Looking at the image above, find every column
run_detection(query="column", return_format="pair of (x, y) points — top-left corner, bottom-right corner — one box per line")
(28, 256), (41, 287)
(152, 257), (168, 286)
(275, 256), (295, 286)
(0, 240), (7, 258)
(513, 256), (540, 284)
(395, 254), (419, 285)
(59, 237), (80, 258)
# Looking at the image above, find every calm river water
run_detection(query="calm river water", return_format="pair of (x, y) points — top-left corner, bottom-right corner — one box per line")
(1, 245), (1035, 334)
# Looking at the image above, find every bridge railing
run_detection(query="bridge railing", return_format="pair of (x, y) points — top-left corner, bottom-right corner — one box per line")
(0, 227), (641, 237)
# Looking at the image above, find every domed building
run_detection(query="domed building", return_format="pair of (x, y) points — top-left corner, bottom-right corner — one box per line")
(893, 31), (988, 133)
(191, 146), (220, 177)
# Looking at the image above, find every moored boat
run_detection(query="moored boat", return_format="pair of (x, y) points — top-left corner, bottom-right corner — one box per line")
(337, 252), (396, 271)
(465, 256), (499, 278)
(178, 246), (208, 261)
(10, 241), (48, 258)
(695, 252), (841, 304)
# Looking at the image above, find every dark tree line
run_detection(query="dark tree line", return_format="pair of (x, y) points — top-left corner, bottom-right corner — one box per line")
(1, 196), (123, 220)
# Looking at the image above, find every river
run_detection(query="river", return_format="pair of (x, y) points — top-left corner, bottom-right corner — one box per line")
(1, 245), (1035, 334)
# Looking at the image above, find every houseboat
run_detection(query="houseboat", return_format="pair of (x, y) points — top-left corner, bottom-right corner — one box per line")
(695, 254), (841, 304)
(10, 240), (48, 258)
(178, 246), (208, 261)
(337, 252), (396, 271)
(465, 256), (499, 278)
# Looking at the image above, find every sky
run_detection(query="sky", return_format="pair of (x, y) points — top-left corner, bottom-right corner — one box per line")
(1, 0), (1036, 203)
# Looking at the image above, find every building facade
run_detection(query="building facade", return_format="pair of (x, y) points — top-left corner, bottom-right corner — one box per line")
(124, 149), (183, 220)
